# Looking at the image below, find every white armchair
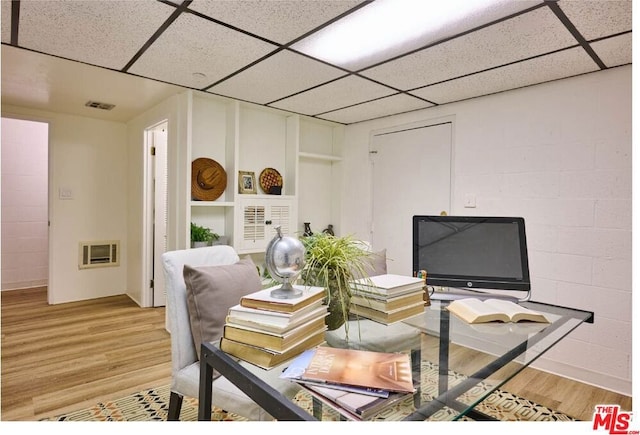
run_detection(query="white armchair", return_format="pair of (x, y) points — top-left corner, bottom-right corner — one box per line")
(162, 245), (297, 421)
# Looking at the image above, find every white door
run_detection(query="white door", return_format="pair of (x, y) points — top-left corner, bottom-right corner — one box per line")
(371, 121), (452, 275)
(147, 123), (168, 307)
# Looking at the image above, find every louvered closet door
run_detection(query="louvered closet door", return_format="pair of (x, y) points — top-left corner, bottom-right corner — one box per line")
(269, 203), (291, 236)
(236, 197), (294, 253)
(242, 203), (266, 250)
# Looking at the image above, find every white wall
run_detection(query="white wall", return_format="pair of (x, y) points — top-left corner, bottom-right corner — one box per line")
(2, 106), (128, 304)
(340, 66), (632, 395)
(1, 117), (49, 290)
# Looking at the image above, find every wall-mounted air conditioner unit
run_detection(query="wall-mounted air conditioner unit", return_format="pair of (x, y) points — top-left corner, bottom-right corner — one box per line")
(79, 241), (120, 269)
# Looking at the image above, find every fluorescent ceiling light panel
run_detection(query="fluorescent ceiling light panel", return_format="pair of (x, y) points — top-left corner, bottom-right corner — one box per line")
(294, 0), (506, 69)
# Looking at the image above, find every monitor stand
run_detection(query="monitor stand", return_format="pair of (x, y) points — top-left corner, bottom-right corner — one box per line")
(428, 287), (531, 303)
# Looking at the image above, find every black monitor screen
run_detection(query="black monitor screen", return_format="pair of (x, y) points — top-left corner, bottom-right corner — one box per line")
(412, 215), (530, 292)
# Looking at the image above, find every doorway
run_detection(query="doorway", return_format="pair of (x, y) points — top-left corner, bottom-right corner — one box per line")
(1, 117), (49, 297)
(370, 120), (453, 275)
(144, 121), (168, 307)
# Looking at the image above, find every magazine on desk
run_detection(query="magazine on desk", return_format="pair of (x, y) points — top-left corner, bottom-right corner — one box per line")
(280, 349), (390, 398)
(446, 298), (551, 324)
(301, 382), (414, 421)
(282, 346), (415, 394)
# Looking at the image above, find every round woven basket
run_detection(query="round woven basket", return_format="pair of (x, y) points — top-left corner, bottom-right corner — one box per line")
(259, 167), (283, 194)
(191, 158), (226, 201)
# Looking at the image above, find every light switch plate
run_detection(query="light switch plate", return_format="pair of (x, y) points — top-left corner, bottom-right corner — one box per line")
(59, 187), (73, 200)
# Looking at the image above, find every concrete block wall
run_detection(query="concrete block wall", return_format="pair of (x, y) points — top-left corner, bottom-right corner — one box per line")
(450, 69), (631, 394)
(340, 66), (632, 394)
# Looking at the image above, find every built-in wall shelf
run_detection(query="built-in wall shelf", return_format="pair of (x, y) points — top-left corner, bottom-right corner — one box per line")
(190, 201), (235, 207)
(237, 194), (296, 201)
(298, 152), (342, 162)
(183, 90), (343, 250)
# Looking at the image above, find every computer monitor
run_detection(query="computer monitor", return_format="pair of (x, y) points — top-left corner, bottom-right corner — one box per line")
(412, 215), (531, 301)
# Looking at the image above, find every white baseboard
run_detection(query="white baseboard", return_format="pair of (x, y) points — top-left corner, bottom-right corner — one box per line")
(530, 357), (632, 398)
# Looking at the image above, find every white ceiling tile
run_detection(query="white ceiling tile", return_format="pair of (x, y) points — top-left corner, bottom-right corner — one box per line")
(128, 12), (276, 89)
(189, 0), (363, 44)
(270, 75), (397, 116)
(558, 0), (631, 40)
(1, 45), (182, 123)
(318, 93), (433, 124)
(591, 33), (632, 68)
(410, 47), (599, 104)
(1, 0), (11, 44)
(292, 0), (542, 71)
(206, 50), (345, 105)
(1, 0), (632, 125)
(361, 7), (577, 91)
(17, 0), (175, 70)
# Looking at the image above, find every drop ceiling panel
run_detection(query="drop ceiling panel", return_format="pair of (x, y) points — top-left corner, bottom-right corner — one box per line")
(1, 45), (182, 122)
(270, 75), (397, 116)
(292, 0), (542, 71)
(361, 7), (578, 91)
(318, 93), (433, 124)
(0, 1), (632, 124)
(558, 0), (632, 40)
(206, 50), (345, 105)
(410, 47), (599, 105)
(17, 0), (175, 70)
(128, 12), (277, 89)
(189, 0), (364, 44)
(591, 34), (633, 68)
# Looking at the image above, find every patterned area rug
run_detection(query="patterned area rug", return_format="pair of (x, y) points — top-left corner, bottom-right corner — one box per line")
(44, 361), (575, 422)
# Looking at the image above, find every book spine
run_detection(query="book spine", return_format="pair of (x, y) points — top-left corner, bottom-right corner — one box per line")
(219, 337), (272, 369)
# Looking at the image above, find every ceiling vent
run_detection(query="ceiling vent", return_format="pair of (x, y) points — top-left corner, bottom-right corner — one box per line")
(85, 100), (115, 110)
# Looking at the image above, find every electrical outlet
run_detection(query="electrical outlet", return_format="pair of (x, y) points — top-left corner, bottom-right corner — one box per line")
(464, 194), (476, 208)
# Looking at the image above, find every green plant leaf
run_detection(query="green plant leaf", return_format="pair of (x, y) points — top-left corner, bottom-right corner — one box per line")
(298, 233), (374, 335)
(190, 222), (220, 242)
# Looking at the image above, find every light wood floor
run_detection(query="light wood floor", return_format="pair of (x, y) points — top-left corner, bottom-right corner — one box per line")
(1, 287), (172, 421)
(0, 287), (632, 421)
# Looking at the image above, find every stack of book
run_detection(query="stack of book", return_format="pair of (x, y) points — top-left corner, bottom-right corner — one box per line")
(349, 274), (426, 325)
(219, 285), (328, 369)
(280, 346), (416, 420)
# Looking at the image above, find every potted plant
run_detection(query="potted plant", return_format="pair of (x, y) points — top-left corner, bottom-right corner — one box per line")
(190, 222), (219, 248)
(299, 232), (372, 331)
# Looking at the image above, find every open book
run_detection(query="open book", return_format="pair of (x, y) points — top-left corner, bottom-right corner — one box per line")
(446, 298), (550, 324)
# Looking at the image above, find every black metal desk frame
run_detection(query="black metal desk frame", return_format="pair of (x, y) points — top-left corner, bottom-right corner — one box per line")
(198, 301), (593, 421)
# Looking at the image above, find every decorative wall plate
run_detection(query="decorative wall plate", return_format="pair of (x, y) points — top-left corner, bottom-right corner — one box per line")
(259, 168), (283, 194)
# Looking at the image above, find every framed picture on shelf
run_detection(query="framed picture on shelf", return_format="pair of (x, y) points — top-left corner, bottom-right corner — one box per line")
(238, 171), (257, 194)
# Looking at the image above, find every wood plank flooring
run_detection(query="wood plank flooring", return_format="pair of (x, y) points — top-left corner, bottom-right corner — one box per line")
(1, 287), (172, 420)
(420, 334), (632, 420)
(0, 287), (632, 421)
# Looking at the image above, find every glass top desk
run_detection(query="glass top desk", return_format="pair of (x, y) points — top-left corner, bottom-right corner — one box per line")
(198, 300), (593, 421)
